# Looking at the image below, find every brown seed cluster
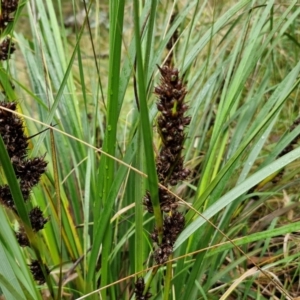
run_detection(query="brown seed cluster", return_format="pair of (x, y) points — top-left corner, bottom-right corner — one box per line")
(0, 101), (48, 282)
(0, 101), (27, 158)
(29, 260), (49, 284)
(15, 225), (29, 247)
(0, 37), (15, 60)
(142, 65), (190, 266)
(0, 0), (48, 286)
(154, 66), (191, 185)
(143, 66), (190, 214)
(29, 206), (48, 232)
(0, 102), (48, 221)
(0, 0), (18, 61)
(144, 188), (178, 213)
(134, 277), (152, 300)
(0, 0), (19, 29)
(12, 156), (47, 188)
(151, 211), (185, 264)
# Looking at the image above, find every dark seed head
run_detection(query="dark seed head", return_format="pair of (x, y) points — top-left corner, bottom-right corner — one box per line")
(29, 207), (48, 231)
(29, 260), (48, 284)
(16, 227), (29, 247)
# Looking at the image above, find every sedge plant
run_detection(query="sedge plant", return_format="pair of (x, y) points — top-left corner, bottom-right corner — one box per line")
(0, 1), (300, 300)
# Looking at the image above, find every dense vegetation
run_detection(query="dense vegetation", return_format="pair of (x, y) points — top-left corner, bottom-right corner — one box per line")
(0, 1), (300, 299)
